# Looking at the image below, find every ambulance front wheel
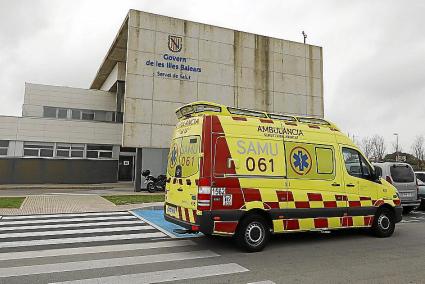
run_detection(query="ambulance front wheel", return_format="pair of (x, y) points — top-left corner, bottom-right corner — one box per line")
(236, 214), (270, 252)
(371, 207), (395, 238)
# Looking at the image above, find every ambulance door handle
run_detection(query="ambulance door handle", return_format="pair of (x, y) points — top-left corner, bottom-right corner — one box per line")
(332, 183), (340, 187)
(177, 188), (183, 192)
(347, 183), (355, 187)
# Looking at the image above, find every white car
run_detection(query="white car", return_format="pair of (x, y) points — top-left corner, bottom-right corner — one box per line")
(415, 171), (425, 210)
(373, 162), (420, 214)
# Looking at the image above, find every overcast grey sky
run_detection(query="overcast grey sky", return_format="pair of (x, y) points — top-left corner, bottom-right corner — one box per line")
(0, 0), (424, 153)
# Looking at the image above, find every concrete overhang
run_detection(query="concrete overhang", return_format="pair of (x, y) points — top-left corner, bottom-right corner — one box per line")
(90, 13), (129, 90)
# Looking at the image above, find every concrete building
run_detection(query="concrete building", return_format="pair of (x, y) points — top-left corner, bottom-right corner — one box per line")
(0, 9), (324, 187)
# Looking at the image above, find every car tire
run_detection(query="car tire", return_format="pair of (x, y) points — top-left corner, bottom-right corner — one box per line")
(417, 200), (425, 211)
(402, 206), (415, 214)
(147, 182), (156, 193)
(371, 207), (395, 238)
(235, 214), (270, 252)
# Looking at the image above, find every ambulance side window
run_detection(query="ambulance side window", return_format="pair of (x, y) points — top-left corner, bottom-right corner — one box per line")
(315, 147), (334, 175)
(342, 147), (372, 179)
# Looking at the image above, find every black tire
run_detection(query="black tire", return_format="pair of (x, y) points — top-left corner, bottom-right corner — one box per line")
(235, 214), (270, 252)
(147, 182), (156, 193)
(402, 206), (415, 214)
(371, 207), (395, 238)
(418, 200), (425, 211)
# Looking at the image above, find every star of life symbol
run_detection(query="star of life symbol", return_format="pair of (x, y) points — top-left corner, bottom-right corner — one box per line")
(293, 150), (309, 171)
(291, 147), (312, 175)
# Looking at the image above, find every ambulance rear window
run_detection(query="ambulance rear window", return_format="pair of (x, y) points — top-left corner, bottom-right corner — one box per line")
(167, 136), (201, 178)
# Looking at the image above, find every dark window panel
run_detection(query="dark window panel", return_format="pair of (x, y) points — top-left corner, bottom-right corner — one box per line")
(94, 111), (107, 121)
(86, 151), (98, 158)
(87, 145), (113, 151)
(57, 109), (68, 119)
(82, 112), (95, 120)
(71, 151), (84, 158)
(40, 149), (54, 157)
(56, 150), (70, 157)
(0, 149), (7, 155)
(43, 107), (57, 118)
(24, 149), (39, 156)
(0, 140), (8, 147)
(72, 110), (81, 120)
(99, 152), (113, 158)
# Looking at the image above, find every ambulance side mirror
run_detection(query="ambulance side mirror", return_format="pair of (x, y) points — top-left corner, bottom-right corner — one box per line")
(227, 158), (240, 169)
(372, 167), (382, 182)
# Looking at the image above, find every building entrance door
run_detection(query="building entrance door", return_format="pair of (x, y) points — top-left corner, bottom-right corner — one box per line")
(118, 156), (134, 181)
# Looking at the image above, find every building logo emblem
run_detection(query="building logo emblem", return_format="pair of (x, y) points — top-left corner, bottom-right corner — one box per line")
(290, 147), (312, 175)
(168, 35), (183, 52)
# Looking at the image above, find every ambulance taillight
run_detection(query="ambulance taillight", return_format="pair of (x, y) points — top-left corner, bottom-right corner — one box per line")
(197, 177), (211, 210)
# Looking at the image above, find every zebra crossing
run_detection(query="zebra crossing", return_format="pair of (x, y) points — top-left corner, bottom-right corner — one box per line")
(0, 211), (249, 283)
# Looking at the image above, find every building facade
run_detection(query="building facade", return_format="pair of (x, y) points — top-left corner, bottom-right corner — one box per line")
(0, 9), (324, 186)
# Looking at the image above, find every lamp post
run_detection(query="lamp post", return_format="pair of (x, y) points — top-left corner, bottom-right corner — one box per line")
(302, 31), (307, 44)
(393, 133), (399, 161)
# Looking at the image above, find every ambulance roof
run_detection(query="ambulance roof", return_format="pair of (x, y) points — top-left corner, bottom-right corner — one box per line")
(176, 101), (340, 131)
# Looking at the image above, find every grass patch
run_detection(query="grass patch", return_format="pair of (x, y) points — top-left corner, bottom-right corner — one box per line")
(0, 197), (26, 208)
(102, 195), (165, 205)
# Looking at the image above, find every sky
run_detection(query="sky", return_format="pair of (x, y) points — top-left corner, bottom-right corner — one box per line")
(0, 0), (424, 153)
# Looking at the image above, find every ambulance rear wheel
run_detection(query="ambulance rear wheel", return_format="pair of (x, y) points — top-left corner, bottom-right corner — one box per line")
(371, 207), (395, 238)
(236, 214), (270, 252)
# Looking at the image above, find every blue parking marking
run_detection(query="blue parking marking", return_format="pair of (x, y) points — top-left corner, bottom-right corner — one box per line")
(131, 209), (203, 238)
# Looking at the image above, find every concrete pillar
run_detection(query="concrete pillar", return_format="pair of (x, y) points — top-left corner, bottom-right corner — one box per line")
(134, 148), (142, 192)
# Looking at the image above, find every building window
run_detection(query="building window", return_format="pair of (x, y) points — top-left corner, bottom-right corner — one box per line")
(82, 110), (95, 120)
(71, 109), (81, 119)
(43, 106), (57, 118)
(57, 108), (68, 119)
(44, 106), (121, 123)
(87, 144), (113, 159)
(24, 142), (54, 157)
(56, 143), (85, 158)
(0, 140), (8, 156)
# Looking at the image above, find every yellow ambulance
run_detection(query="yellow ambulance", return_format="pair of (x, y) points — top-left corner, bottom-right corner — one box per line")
(164, 101), (402, 252)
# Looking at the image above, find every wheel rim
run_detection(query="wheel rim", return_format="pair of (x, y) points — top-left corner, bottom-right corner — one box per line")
(245, 222), (264, 247)
(378, 214), (390, 230)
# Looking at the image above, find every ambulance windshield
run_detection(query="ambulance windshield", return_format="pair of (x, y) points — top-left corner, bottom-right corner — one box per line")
(167, 136), (201, 178)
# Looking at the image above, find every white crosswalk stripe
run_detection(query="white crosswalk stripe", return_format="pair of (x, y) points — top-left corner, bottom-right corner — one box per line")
(0, 211), (249, 283)
(53, 263), (249, 284)
(0, 250), (219, 278)
(0, 224), (151, 239)
(0, 215), (137, 225)
(1, 211), (129, 220)
(0, 219), (141, 231)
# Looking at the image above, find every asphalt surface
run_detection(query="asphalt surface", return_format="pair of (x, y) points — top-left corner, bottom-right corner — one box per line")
(0, 211), (424, 283)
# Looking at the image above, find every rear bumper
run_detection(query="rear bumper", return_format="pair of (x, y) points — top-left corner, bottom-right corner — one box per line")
(164, 209), (244, 235)
(164, 214), (196, 230)
(395, 206), (403, 223)
(401, 200), (421, 207)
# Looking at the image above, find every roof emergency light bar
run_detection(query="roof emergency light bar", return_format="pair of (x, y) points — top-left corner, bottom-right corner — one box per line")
(176, 101), (333, 127)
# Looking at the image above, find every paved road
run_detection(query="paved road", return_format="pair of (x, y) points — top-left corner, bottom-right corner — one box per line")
(1, 211), (425, 283)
